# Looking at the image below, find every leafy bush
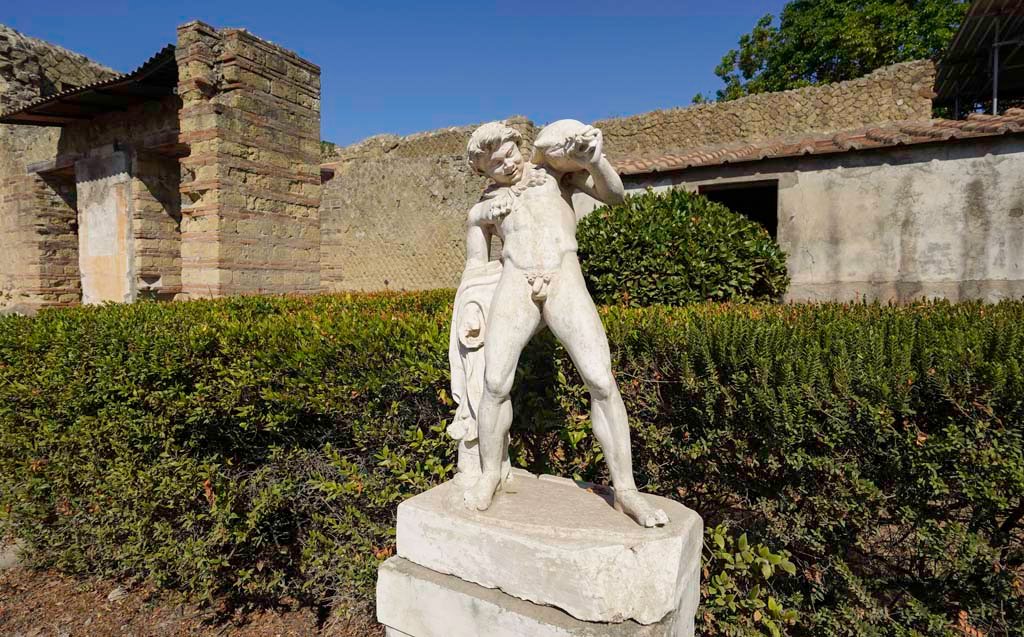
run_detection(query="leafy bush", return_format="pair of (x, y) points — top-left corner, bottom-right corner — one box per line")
(0, 295), (1022, 636)
(577, 188), (789, 306)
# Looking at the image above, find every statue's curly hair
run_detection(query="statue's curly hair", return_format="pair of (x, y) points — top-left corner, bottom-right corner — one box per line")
(467, 122), (522, 175)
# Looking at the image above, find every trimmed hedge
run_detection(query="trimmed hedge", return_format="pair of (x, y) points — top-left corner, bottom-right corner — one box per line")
(577, 188), (790, 306)
(0, 294), (1022, 636)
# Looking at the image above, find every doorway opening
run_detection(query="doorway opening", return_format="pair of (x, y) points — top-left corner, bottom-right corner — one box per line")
(699, 180), (779, 239)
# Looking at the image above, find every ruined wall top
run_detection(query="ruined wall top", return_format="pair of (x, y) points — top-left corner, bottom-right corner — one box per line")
(326, 60), (936, 164)
(596, 60), (937, 159)
(327, 115), (538, 163)
(0, 24), (116, 114)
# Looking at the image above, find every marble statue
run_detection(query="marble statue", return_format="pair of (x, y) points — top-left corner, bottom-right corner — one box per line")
(450, 119), (669, 528)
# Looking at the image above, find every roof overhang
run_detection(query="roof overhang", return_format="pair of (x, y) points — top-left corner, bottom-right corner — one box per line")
(0, 45), (178, 127)
(935, 0), (1024, 107)
(612, 110), (1024, 176)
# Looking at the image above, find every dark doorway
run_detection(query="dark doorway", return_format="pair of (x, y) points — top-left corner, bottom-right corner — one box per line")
(699, 180), (779, 239)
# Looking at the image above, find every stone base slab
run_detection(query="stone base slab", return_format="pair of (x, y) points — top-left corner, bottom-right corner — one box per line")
(378, 557), (696, 637)
(395, 473), (702, 625)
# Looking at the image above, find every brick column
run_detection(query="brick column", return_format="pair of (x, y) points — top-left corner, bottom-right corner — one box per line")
(176, 21), (321, 299)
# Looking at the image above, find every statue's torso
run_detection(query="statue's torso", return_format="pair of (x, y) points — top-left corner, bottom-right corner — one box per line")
(482, 166), (577, 272)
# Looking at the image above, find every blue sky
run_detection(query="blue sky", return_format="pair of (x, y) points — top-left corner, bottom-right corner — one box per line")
(3, 1), (788, 146)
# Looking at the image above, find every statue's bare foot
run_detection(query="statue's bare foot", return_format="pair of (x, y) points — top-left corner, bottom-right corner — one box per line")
(614, 489), (669, 528)
(463, 473), (502, 511)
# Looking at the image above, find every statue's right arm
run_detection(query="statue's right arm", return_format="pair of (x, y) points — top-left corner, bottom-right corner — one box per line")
(465, 203), (491, 270)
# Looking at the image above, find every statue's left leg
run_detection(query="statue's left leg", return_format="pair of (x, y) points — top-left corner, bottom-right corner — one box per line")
(544, 256), (669, 527)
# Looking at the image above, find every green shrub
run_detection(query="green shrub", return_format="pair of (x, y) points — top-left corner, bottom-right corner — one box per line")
(0, 295), (1022, 636)
(577, 188), (790, 306)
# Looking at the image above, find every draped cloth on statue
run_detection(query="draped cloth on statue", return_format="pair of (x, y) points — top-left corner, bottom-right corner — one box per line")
(447, 260), (510, 482)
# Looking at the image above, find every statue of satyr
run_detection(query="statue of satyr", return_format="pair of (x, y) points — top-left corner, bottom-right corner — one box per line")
(448, 119), (669, 527)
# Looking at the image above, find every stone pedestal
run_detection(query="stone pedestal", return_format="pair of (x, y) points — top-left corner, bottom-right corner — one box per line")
(377, 472), (703, 636)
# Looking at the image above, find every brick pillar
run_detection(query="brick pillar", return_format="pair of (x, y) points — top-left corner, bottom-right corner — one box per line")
(176, 21), (321, 299)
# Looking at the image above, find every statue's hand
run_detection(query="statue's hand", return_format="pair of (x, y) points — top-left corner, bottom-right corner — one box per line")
(564, 126), (604, 169)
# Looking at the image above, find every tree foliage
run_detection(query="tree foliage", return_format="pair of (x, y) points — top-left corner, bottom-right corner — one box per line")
(704, 0), (968, 102)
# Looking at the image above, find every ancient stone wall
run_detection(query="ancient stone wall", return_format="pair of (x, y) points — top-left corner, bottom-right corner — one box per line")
(177, 21), (321, 298)
(57, 97), (183, 302)
(319, 62), (935, 292)
(598, 61), (936, 159)
(0, 24), (114, 312)
(132, 150), (183, 300)
(320, 117), (535, 291)
(0, 24), (115, 113)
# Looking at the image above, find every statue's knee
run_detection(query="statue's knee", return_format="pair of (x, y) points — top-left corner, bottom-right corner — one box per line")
(484, 369), (513, 399)
(587, 372), (616, 401)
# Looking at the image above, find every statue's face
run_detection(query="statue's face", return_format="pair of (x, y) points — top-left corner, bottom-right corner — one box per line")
(483, 140), (524, 186)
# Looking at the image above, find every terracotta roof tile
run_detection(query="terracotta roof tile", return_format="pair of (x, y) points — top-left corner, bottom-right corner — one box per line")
(612, 110), (1024, 176)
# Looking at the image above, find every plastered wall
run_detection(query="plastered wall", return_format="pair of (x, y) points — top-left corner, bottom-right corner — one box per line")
(625, 136), (1024, 303)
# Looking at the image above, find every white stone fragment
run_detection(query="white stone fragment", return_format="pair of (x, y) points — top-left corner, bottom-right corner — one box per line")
(378, 557), (696, 637)
(395, 476), (702, 625)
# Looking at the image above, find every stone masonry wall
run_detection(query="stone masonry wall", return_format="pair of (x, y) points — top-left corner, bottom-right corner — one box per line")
(597, 61), (936, 159)
(0, 24), (115, 113)
(177, 21), (321, 299)
(57, 97), (183, 301)
(0, 24), (114, 312)
(320, 117), (535, 291)
(319, 61), (935, 292)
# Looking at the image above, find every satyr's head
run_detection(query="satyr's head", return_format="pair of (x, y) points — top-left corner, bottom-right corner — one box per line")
(467, 122), (524, 186)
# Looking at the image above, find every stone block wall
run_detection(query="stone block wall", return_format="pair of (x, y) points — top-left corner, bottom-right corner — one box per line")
(597, 61), (937, 159)
(57, 97), (184, 302)
(0, 24), (114, 312)
(133, 151), (183, 299)
(0, 24), (115, 113)
(177, 21), (321, 299)
(319, 62), (935, 292)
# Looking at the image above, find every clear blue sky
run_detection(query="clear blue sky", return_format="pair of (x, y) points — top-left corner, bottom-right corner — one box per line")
(3, 0), (788, 146)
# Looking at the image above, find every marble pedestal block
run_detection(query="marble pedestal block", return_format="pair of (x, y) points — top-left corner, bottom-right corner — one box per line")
(378, 556), (696, 637)
(377, 472), (702, 636)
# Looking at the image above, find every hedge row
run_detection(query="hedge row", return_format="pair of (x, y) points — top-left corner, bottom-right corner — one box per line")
(577, 189), (790, 306)
(0, 294), (1021, 636)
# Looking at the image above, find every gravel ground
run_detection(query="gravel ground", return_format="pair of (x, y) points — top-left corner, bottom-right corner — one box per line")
(0, 567), (382, 637)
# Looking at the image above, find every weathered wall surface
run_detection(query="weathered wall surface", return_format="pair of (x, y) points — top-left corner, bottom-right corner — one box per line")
(75, 152), (133, 304)
(319, 62), (935, 292)
(625, 137), (1024, 303)
(132, 151), (182, 300)
(0, 24), (115, 312)
(0, 24), (115, 113)
(319, 117), (536, 291)
(597, 61), (936, 159)
(177, 21), (321, 298)
(57, 97), (184, 302)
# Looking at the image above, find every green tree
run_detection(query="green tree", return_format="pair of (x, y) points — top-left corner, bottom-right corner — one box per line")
(710, 0), (968, 102)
